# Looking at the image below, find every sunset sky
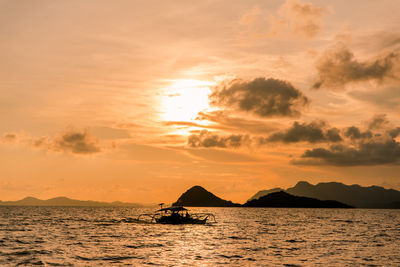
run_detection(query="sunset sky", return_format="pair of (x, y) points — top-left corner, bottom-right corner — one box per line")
(1, 0), (400, 203)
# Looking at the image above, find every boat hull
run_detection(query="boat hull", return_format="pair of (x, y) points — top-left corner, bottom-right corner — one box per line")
(155, 216), (207, 224)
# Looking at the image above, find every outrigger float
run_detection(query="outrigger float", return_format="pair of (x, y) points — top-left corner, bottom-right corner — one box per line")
(137, 204), (216, 224)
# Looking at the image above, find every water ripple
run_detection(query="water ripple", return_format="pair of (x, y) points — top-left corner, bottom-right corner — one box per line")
(0, 207), (399, 266)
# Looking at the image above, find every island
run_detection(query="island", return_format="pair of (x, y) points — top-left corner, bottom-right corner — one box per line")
(0, 196), (144, 207)
(250, 181), (400, 208)
(172, 185), (241, 207)
(243, 191), (353, 208)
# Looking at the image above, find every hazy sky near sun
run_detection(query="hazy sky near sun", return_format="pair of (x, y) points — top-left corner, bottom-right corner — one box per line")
(1, 0), (400, 203)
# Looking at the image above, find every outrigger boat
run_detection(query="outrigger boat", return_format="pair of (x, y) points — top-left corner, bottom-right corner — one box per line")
(137, 204), (216, 224)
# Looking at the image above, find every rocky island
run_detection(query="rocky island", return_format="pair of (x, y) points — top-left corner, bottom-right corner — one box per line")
(243, 191), (353, 208)
(172, 185), (241, 207)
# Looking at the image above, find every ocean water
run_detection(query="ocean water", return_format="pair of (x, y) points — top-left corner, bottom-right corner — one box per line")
(0, 207), (399, 266)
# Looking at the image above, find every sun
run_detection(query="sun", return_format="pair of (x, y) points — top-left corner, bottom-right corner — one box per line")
(160, 79), (215, 123)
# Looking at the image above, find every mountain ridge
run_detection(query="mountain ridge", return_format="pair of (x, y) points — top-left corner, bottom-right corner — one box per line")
(172, 185), (241, 207)
(244, 191), (353, 208)
(0, 196), (146, 207)
(250, 181), (400, 208)
(247, 187), (284, 201)
(3, 181), (400, 208)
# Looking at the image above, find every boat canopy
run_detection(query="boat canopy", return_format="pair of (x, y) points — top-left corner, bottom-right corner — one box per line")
(158, 206), (188, 212)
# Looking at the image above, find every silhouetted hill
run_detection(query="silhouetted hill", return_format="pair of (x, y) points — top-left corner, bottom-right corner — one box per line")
(244, 191), (353, 208)
(385, 201), (400, 209)
(286, 181), (400, 208)
(0, 196), (144, 207)
(248, 187), (283, 201)
(172, 186), (240, 207)
(251, 181), (400, 208)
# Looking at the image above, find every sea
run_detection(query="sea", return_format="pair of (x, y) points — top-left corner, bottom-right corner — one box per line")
(0, 207), (399, 266)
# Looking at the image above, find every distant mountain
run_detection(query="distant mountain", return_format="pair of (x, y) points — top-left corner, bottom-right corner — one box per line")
(244, 191), (353, 208)
(0, 196), (144, 207)
(384, 201), (400, 209)
(251, 181), (400, 208)
(172, 186), (240, 207)
(286, 181), (400, 208)
(248, 187), (283, 201)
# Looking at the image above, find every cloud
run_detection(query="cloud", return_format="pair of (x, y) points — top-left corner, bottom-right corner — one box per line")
(265, 121), (342, 143)
(53, 130), (101, 154)
(1, 129), (102, 155)
(0, 132), (32, 145)
(188, 130), (249, 148)
(367, 114), (390, 130)
(33, 129), (101, 155)
(313, 46), (399, 89)
(187, 120), (344, 148)
(294, 115), (400, 166)
(342, 115), (392, 141)
(326, 128), (343, 142)
(195, 111), (279, 134)
(210, 77), (308, 118)
(240, 0), (326, 40)
(349, 85), (400, 108)
(184, 114), (400, 167)
(1, 133), (17, 143)
(270, 0), (326, 38)
(343, 126), (372, 141)
(297, 140), (400, 166)
(164, 115), (277, 135)
(389, 127), (400, 138)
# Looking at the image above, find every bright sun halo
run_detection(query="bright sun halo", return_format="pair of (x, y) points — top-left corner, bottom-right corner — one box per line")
(160, 79), (215, 123)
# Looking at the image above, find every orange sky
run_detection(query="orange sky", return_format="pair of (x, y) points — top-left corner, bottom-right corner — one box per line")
(1, 0), (400, 204)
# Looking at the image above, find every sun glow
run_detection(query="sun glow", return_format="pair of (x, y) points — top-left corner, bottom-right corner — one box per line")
(160, 79), (215, 123)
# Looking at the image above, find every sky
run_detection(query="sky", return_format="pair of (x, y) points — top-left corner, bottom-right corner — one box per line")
(1, 0), (400, 204)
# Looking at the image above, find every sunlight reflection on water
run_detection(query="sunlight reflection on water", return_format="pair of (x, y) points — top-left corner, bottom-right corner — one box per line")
(0, 207), (399, 266)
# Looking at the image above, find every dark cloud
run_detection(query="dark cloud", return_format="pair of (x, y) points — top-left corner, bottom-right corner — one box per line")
(313, 46), (399, 89)
(210, 77), (308, 118)
(367, 114), (389, 130)
(389, 127), (400, 138)
(344, 126), (373, 140)
(188, 130), (249, 148)
(297, 140), (400, 166)
(265, 121), (342, 143)
(326, 128), (343, 142)
(1, 129), (102, 155)
(53, 130), (100, 154)
(294, 115), (400, 166)
(186, 120), (344, 148)
(1, 133), (17, 142)
(32, 137), (47, 148)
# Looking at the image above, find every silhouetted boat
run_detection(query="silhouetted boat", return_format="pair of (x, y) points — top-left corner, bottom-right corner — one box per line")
(137, 204), (216, 224)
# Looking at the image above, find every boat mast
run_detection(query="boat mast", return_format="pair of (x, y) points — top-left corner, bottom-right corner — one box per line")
(158, 203), (164, 211)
